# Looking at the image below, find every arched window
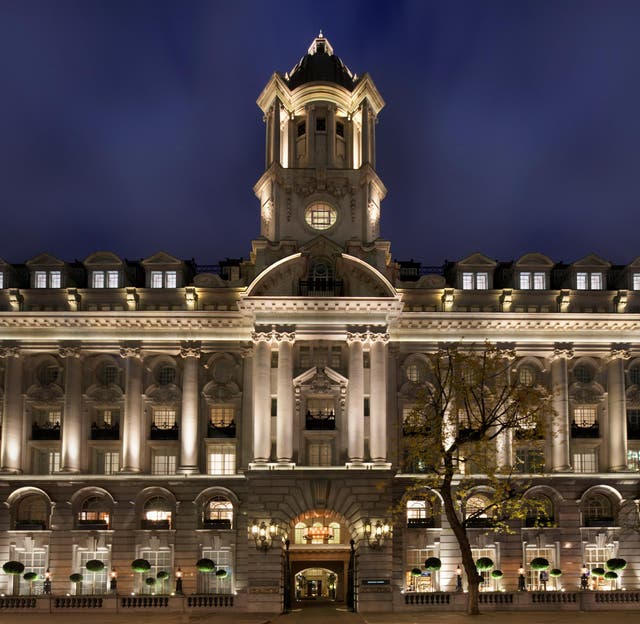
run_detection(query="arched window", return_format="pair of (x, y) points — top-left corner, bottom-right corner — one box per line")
(583, 494), (614, 527)
(203, 496), (233, 529)
(15, 494), (48, 530)
(156, 364), (176, 386)
(405, 361), (426, 383)
(465, 495), (494, 528)
(524, 495), (554, 527)
(77, 496), (110, 529)
(142, 496), (172, 529)
(517, 365), (536, 386)
(406, 497), (439, 528)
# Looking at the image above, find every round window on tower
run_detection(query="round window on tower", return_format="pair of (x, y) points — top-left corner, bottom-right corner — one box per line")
(305, 202), (337, 231)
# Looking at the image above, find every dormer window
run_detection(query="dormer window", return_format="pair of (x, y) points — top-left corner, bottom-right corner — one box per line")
(0, 273), (4, 289)
(632, 273), (640, 290)
(576, 271), (604, 290)
(519, 272), (546, 290)
(150, 270), (177, 288)
(91, 270), (120, 288)
(462, 272), (488, 290)
(34, 270), (61, 289)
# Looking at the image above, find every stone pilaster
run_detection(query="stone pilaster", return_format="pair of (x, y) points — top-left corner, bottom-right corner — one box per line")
(550, 343), (573, 472)
(608, 343), (631, 471)
(252, 331), (273, 464)
(60, 346), (83, 473)
(369, 332), (389, 463)
(178, 343), (201, 474)
(275, 332), (295, 464)
(0, 347), (23, 473)
(346, 332), (366, 463)
(120, 346), (144, 473)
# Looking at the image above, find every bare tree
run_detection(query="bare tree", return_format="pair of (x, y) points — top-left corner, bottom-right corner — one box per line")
(403, 343), (551, 615)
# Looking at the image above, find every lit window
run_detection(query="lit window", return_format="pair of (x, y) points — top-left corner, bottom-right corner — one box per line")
(518, 365), (536, 386)
(573, 450), (597, 473)
(199, 547), (232, 594)
(76, 548), (110, 595)
(152, 452), (177, 475)
(627, 449), (640, 471)
(210, 405), (234, 426)
(573, 405), (597, 426)
(305, 203), (337, 231)
(149, 270), (178, 288)
(591, 272), (603, 289)
(533, 272), (546, 289)
(204, 496), (233, 528)
(34, 270), (61, 288)
(47, 451), (61, 474)
(406, 361), (425, 383)
(519, 272), (531, 290)
(576, 271), (604, 290)
(633, 273), (640, 290)
(207, 445), (236, 475)
(165, 271), (177, 288)
(138, 549), (171, 592)
(34, 271), (47, 288)
(98, 451), (119, 475)
(107, 271), (119, 288)
(153, 408), (176, 429)
(0, 273), (3, 289)
(462, 272), (489, 290)
(92, 271), (105, 288)
(151, 271), (163, 288)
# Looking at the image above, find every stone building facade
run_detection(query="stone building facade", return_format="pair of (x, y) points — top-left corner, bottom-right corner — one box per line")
(1, 34), (640, 613)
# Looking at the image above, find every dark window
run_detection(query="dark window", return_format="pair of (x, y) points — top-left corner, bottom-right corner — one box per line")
(297, 122), (306, 137)
(157, 365), (176, 386)
(336, 121), (344, 138)
(630, 366), (640, 386)
(573, 364), (594, 384)
(316, 117), (326, 132)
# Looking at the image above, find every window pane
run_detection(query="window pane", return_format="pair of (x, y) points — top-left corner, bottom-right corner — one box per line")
(533, 272), (546, 289)
(153, 408), (176, 428)
(462, 273), (473, 290)
(573, 450), (597, 473)
(590, 272), (603, 290)
(0, 273), (4, 289)
(92, 272), (105, 288)
(165, 271), (177, 288)
(208, 445), (236, 475)
(574, 405), (597, 426)
(152, 453), (176, 475)
(107, 271), (119, 288)
(475, 273), (488, 290)
(150, 271), (163, 288)
(633, 273), (640, 290)
(49, 271), (61, 288)
(576, 272), (588, 290)
(519, 272), (531, 289)
(35, 271), (47, 288)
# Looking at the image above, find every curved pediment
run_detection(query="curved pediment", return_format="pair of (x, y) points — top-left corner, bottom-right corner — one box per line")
(245, 252), (396, 298)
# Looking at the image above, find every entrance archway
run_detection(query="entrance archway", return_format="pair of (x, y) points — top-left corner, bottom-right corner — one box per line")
(289, 553), (350, 605)
(295, 566), (338, 601)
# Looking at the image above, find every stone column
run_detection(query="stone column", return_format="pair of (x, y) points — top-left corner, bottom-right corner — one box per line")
(272, 99), (281, 166)
(0, 347), (23, 473)
(178, 343), (201, 474)
(550, 343), (573, 472)
(121, 346), (144, 473)
(369, 332), (389, 463)
(496, 429), (512, 471)
(608, 343), (630, 471)
(60, 346), (83, 473)
(252, 331), (273, 464)
(276, 332), (295, 464)
(361, 100), (370, 165)
(346, 332), (365, 463)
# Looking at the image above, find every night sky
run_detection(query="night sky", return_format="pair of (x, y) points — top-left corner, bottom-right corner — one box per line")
(1, 0), (640, 268)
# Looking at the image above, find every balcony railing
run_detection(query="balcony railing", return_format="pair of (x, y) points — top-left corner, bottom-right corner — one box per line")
(465, 517), (496, 529)
(571, 421), (599, 438)
(14, 519), (47, 531)
(407, 517), (436, 529)
(31, 422), (60, 440)
(76, 518), (110, 530)
(298, 279), (343, 297)
(150, 424), (179, 440)
(305, 412), (336, 430)
(207, 422), (236, 438)
(203, 518), (232, 530)
(91, 422), (120, 440)
(141, 518), (171, 530)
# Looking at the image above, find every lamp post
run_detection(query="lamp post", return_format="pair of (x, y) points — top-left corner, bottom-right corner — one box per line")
(456, 565), (463, 591)
(43, 569), (51, 595)
(580, 565), (589, 590)
(175, 568), (183, 594)
(110, 569), (117, 593)
(518, 567), (526, 591)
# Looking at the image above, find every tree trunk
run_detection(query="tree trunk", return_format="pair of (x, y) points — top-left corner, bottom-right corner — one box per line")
(441, 463), (481, 615)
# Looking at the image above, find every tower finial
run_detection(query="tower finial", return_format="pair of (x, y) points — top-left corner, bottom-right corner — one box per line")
(319, 30), (323, 38)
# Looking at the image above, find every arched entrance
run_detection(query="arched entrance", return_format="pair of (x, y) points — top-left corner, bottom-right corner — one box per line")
(295, 566), (339, 601)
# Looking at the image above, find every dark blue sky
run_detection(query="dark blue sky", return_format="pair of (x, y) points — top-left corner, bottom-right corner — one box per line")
(1, 0), (639, 266)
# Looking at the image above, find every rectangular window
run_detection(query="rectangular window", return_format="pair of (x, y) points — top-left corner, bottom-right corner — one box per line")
(405, 547), (437, 592)
(330, 346), (342, 369)
(308, 441), (332, 466)
(316, 117), (326, 132)
(627, 449), (640, 471)
(48, 451), (61, 474)
(76, 548), (110, 595)
(165, 271), (177, 288)
(11, 547), (47, 595)
(150, 271), (163, 288)
(153, 408), (176, 429)
(97, 451), (120, 475)
(584, 544), (615, 590)
(633, 273), (640, 290)
(573, 449), (597, 473)
(519, 272), (531, 290)
(574, 405), (597, 426)
(475, 272), (488, 290)
(0, 273), (4, 289)
(35, 271), (47, 288)
(514, 448), (545, 473)
(462, 272), (474, 290)
(590, 272), (603, 290)
(533, 272), (546, 289)
(210, 405), (234, 426)
(576, 272), (588, 290)
(471, 547), (498, 591)
(92, 271), (105, 288)
(207, 445), (236, 475)
(525, 547), (556, 590)
(199, 548), (233, 594)
(49, 271), (61, 288)
(107, 271), (119, 288)
(152, 452), (177, 475)
(138, 549), (172, 593)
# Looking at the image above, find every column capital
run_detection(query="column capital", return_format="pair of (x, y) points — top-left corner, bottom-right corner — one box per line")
(551, 343), (574, 361)
(346, 331), (368, 345)
(273, 331), (295, 345)
(609, 343), (631, 361)
(120, 346), (142, 360)
(180, 342), (201, 359)
(59, 346), (81, 359)
(0, 346), (20, 358)
(367, 331), (389, 345)
(496, 342), (517, 359)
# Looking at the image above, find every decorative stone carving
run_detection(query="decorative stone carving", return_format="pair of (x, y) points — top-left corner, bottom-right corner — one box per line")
(59, 346), (81, 359)
(119, 346), (142, 359)
(610, 343), (631, 361)
(180, 343), (201, 359)
(552, 343), (574, 360)
(0, 346), (20, 358)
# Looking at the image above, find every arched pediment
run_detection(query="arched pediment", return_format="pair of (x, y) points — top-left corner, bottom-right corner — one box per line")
(245, 252), (397, 298)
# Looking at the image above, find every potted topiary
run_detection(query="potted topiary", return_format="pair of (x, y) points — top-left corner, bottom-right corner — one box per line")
(196, 558), (216, 573)
(591, 567), (606, 591)
(2, 562), (25, 595)
(604, 571), (618, 590)
(145, 577), (156, 594)
(23, 572), (38, 596)
(410, 567), (422, 577)
(215, 569), (228, 579)
(156, 570), (169, 594)
(530, 558), (550, 590)
(69, 573), (84, 595)
(476, 557), (494, 589)
(491, 569), (503, 590)
(131, 559), (151, 593)
(550, 568), (562, 590)
(424, 557), (442, 571)
(85, 559), (105, 595)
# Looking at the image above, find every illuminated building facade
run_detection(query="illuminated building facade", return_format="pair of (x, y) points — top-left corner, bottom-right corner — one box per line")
(1, 34), (640, 613)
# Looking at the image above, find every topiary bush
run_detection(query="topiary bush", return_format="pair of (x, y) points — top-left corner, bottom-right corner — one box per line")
(411, 567), (422, 577)
(476, 557), (494, 571)
(606, 558), (627, 571)
(491, 570), (504, 579)
(550, 568), (562, 577)
(69, 573), (83, 595)
(3, 561), (25, 575)
(604, 571), (618, 580)
(530, 557), (550, 571)
(131, 559), (151, 573)
(424, 557), (442, 571)
(86, 559), (105, 573)
(591, 567), (605, 577)
(196, 558), (216, 573)
(215, 569), (228, 578)
(145, 577), (156, 587)
(156, 571), (169, 581)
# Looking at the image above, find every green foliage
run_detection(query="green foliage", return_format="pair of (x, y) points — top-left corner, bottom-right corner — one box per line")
(156, 571), (170, 580)
(606, 558), (627, 571)
(591, 567), (606, 577)
(131, 559), (151, 573)
(410, 567), (422, 577)
(604, 571), (618, 580)
(530, 557), (550, 571)
(23, 572), (38, 582)
(85, 559), (105, 573)
(491, 570), (503, 579)
(215, 569), (228, 578)
(145, 577), (156, 586)
(550, 568), (562, 577)
(69, 573), (83, 583)
(424, 557), (442, 571)
(476, 557), (494, 571)
(196, 558), (216, 573)
(2, 561), (25, 575)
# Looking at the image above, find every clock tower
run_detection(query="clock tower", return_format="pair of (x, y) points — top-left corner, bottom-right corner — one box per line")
(252, 34), (390, 275)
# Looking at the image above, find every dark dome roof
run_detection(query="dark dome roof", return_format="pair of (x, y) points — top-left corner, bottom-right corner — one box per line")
(286, 35), (358, 92)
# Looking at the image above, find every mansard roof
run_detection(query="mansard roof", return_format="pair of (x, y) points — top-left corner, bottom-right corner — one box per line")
(285, 34), (358, 92)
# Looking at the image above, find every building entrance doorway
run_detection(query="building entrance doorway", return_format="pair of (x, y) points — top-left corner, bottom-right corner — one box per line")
(296, 567), (337, 600)
(288, 549), (350, 606)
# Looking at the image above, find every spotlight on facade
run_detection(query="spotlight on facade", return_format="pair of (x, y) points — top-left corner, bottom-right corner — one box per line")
(251, 520), (278, 550)
(363, 519), (390, 549)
